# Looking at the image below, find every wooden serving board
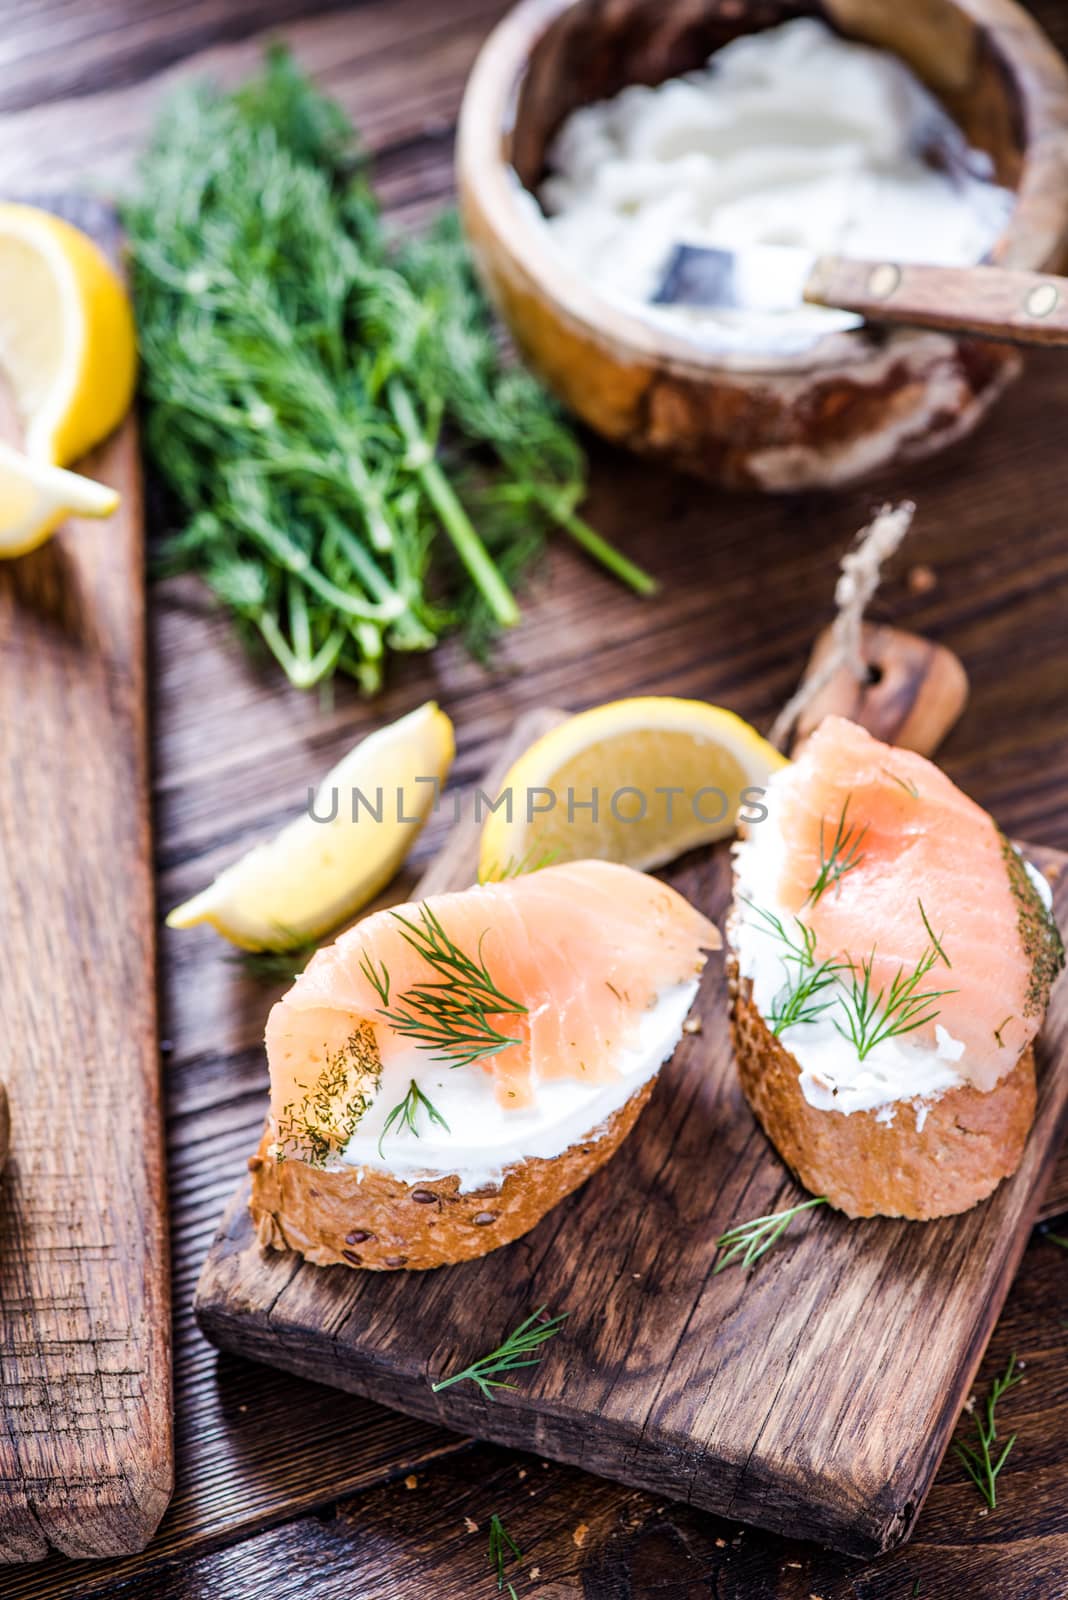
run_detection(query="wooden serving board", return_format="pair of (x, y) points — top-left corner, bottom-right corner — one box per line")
(0, 198), (171, 1561)
(195, 707), (1068, 1559)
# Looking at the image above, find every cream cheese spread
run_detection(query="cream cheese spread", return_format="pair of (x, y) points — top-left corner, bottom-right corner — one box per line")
(535, 18), (1014, 353)
(339, 979), (699, 1190)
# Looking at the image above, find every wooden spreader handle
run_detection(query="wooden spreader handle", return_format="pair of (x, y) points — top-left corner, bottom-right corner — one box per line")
(789, 622), (969, 759)
(806, 256), (1068, 347)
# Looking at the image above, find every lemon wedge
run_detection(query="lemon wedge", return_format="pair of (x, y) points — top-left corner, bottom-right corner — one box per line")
(0, 202), (137, 467)
(478, 697), (787, 879)
(0, 439), (119, 558)
(168, 702), (455, 951)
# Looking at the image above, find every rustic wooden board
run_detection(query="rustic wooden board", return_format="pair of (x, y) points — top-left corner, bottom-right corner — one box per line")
(195, 709), (1068, 1559)
(0, 197), (172, 1561)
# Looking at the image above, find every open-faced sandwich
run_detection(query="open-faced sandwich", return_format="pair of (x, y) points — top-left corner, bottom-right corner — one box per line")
(729, 716), (1064, 1219)
(250, 860), (718, 1269)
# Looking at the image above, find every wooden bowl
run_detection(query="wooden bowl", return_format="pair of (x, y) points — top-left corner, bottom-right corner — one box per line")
(457, 0), (1068, 490)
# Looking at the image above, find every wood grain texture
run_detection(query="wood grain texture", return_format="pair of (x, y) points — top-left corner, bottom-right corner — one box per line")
(194, 710), (1068, 1558)
(0, 197), (172, 1561)
(3, 2), (1067, 1595)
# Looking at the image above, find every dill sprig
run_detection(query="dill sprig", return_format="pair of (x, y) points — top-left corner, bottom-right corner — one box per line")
(479, 845), (560, 884)
(125, 50), (650, 693)
(917, 899), (952, 968)
(740, 898), (844, 1036)
(806, 794), (868, 905)
(768, 962), (841, 1035)
(360, 905), (527, 1068)
(377, 1078), (449, 1157)
(834, 945), (956, 1060)
(713, 1198), (828, 1274)
(953, 1353), (1022, 1508)
(488, 1513), (523, 1599)
(431, 1305), (568, 1398)
(232, 936), (318, 983)
(882, 767), (920, 799)
(740, 898), (818, 969)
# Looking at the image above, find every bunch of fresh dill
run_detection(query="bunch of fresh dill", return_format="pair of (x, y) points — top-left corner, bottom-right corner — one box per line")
(125, 48), (652, 691)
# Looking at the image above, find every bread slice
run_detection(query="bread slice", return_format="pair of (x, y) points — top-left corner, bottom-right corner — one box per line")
(248, 1076), (655, 1270)
(729, 951), (1037, 1220)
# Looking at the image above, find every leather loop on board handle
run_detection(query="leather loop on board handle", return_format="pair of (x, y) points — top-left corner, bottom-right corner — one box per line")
(790, 623), (969, 758)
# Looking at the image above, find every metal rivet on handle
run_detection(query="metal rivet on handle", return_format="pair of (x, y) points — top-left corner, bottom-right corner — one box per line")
(1025, 283), (1059, 318)
(867, 264), (901, 300)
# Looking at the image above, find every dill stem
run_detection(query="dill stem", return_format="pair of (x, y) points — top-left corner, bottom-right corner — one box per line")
(532, 487), (658, 596)
(388, 378), (520, 628)
(257, 610), (345, 689)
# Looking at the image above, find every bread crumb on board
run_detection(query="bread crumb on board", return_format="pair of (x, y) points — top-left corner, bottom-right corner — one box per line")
(908, 562), (937, 595)
(573, 1522), (589, 1548)
(404, 1474), (418, 1490)
(682, 1016), (703, 1035)
(463, 1516), (479, 1534)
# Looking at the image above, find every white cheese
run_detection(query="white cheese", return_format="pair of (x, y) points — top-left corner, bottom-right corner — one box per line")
(338, 979), (699, 1191)
(535, 18), (1013, 353)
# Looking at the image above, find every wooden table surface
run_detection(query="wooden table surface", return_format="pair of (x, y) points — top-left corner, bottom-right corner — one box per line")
(1, 2), (1066, 1596)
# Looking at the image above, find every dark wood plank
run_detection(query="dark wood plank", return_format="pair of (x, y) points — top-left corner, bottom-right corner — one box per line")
(194, 706), (1068, 1558)
(0, 198), (171, 1561)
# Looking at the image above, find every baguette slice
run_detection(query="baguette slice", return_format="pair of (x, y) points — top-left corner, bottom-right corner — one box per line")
(249, 1078), (655, 1270)
(729, 717), (1063, 1220)
(729, 948), (1037, 1219)
(251, 860), (717, 1269)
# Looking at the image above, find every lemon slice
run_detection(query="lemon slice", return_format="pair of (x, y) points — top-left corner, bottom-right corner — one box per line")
(478, 697), (787, 879)
(0, 202), (137, 466)
(0, 439), (119, 558)
(168, 702), (455, 950)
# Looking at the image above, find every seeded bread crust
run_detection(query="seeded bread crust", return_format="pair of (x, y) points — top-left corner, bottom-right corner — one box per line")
(728, 952), (1037, 1220)
(248, 1076), (656, 1270)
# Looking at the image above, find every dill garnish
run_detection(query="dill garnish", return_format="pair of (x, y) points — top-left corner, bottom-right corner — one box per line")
(361, 905), (527, 1068)
(479, 845), (560, 884)
(834, 945), (955, 1060)
(377, 1078), (449, 1158)
(768, 961), (841, 1036)
(431, 1305), (568, 1399)
(488, 1513), (523, 1599)
(276, 1022), (381, 1165)
(125, 50), (651, 692)
(993, 1016), (1013, 1048)
(740, 898), (819, 969)
(917, 899), (951, 968)
(740, 898), (844, 1036)
(953, 1353), (1022, 1508)
(806, 795), (868, 906)
(882, 767), (920, 799)
(232, 940), (317, 983)
(713, 1198), (828, 1274)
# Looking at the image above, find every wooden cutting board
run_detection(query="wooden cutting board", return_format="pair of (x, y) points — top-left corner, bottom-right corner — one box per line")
(195, 698), (1068, 1559)
(0, 198), (171, 1562)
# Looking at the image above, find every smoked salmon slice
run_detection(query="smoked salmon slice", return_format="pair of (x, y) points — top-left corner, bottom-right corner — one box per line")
(265, 860), (719, 1133)
(773, 717), (1064, 1090)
